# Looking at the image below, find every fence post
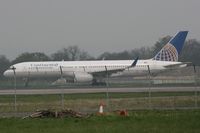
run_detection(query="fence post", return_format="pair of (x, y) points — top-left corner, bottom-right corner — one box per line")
(59, 66), (65, 110)
(147, 65), (152, 109)
(11, 66), (17, 116)
(105, 66), (110, 111)
(193, 64), (198, 108)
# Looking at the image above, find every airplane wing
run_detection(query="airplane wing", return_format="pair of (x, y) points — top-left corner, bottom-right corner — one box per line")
(91, 57), (138, 77)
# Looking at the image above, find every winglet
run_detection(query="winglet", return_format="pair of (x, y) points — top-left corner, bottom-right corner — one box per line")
(130, 57), (139, 67)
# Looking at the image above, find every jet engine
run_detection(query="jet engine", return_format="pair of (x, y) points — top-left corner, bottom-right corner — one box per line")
(73, 72), (93, 83)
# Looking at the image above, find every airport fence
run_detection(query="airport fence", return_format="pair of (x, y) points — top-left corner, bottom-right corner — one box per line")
(0, 66), (200, 117)
(0, 90), (200, 117)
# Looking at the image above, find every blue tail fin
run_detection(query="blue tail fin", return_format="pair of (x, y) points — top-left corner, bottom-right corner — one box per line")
(153, 31), (188, 61)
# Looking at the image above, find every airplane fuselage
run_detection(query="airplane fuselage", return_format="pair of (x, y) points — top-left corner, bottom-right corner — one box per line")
(3, 31), (189, 83)
(3, 59), (185, 79)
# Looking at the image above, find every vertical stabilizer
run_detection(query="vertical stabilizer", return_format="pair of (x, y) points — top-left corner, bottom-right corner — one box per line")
(153, 31), (188, 61)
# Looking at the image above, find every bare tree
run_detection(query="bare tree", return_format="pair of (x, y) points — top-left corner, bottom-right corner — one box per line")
(51, 45), (93, 61)
(67, 46), (81, 61)
(12, 52), (50, 64)
(51, 48), (69, 61)
(0, 55), (10, 78)
(180, 39), (200, 65)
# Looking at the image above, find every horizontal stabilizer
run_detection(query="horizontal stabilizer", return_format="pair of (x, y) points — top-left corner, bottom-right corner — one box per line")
(164, 62), (192, 69)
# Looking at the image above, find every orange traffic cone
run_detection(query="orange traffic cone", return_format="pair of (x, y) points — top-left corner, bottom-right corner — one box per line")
(98, 102), (104, 115)
(119, 110), (128, 116)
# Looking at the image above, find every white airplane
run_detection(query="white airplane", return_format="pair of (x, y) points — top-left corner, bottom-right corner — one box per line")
(4, 31), (188, 84)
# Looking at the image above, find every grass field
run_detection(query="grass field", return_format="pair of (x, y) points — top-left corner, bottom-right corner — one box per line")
(0, 110), (200, 133)
(0, 92), (200, 114)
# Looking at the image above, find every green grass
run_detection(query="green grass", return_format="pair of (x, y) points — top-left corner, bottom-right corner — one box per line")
(1, 92), (200, 113)
(0, 110), (200, 133)
(0, 92), (198, 102)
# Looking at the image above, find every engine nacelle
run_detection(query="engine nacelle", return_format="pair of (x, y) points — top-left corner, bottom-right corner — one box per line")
(73, 72), (93, 83)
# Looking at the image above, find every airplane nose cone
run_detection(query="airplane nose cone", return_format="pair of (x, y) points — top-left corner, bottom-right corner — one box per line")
(3, 70), (8, 77)
(3, 70), (13, 77)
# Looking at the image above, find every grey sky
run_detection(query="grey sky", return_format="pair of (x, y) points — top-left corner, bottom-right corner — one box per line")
(0, 0), (199, 59)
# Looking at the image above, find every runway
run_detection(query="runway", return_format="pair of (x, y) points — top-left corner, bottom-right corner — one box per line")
(0, 86), (199, 95)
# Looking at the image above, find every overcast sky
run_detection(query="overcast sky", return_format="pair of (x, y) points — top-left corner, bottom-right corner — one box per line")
(0, 0), (199, 59)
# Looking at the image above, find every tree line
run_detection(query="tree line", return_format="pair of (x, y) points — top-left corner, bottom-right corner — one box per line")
(1, 36), (200, 78)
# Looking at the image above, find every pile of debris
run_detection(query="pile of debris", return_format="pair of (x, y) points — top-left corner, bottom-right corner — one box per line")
(23, 109), (89, 119)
